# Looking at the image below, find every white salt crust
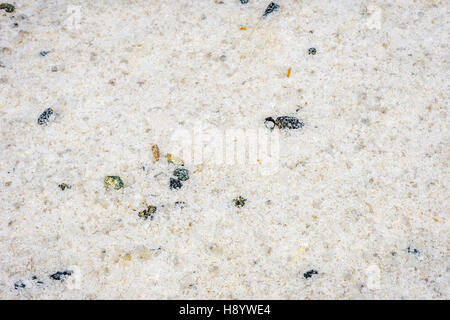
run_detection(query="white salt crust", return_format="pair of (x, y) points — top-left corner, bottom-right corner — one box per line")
(0, 0), (448, 299)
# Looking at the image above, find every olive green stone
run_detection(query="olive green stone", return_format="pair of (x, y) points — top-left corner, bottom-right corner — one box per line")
(104, 176), (124, 190)
(0, 3), (15, 13)
(173, 168), (189, 181)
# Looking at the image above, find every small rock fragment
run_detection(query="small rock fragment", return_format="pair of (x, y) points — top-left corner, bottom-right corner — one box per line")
(138, 205), (157, 220)
(263, 2), (280, 18)
(0, 3), (15, 13)
(173, 168), (189, 181)
(49, 270), (72, 281)
(152, 144), (160, 161)
(275, 116), (304, 129)
(14, 281), (25, 289)
(303, 269), (318, 279)
(308, 47), (317, 55)
(37, 108), (54, 125)
(240, 0), (248, 4)
(58, 183), (71, 191)
(233, 196), (247, 208)
(39, 51), (50, 57)
(104, 176), (124, 190)
(170, 178), (183, 190)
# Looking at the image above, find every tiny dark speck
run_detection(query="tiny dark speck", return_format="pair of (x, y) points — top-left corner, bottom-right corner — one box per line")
(40, 51), (50, 57)
(303, 269), (318, 279)
(407, 247), (420, 254)
(308, 48), (317, 55)
(14, 281), (26, 289)
(240, 0), (248, 4)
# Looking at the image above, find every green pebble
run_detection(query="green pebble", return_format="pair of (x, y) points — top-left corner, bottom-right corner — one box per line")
(173, 168), (189, 181)
(0, 3), (15, 13)
(104, 176), (124, 190)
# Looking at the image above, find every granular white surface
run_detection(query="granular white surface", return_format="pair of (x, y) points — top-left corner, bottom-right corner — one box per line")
(0, 0), (449, 299)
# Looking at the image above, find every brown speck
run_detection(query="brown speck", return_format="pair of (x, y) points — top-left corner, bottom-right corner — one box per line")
(152, 144), (160, 161)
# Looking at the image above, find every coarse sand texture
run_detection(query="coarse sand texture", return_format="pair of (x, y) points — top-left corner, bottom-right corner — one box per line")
(0, 1), (449, 299)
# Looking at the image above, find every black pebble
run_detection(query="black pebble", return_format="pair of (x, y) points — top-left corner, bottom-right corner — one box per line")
(303, 269), (318, 279)
(308, 47), (317, 55)
(240, 0), (248, 4)
(170, 178), (183, 190)
(233, 196), (247, 208)
(14, 281), (26, 289)
(49, 270), (72, 281)
(40, 51), (50, 57)
(263, 2), (280, 18)
(37, 107), (53, 125)
(275, 116), (304, 129)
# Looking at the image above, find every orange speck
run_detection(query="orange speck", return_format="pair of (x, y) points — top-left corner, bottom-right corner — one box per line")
(433, 218), (439, 222)
(240, 27), (247, 31)
(305, 101), (308, 105)
(286, 68), (291, 78)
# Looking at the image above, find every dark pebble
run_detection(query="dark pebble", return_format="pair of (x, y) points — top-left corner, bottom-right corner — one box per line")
(58, 183), (71, 191)
(308, 47), (317, 55)
(40, 51), (50, 57)
(275, 116), (304, 129)
(0, 3), (15, 13)
(303, 269), (318, 279)
(170, 178), (183, 190)
(240, 0), (249, 4)
(49, 270), (72, 281)
(173, 168), (189, 181)
(263, 2), (280, 18)
(37, 108), (54, 125)
(233, 196), (247, 208)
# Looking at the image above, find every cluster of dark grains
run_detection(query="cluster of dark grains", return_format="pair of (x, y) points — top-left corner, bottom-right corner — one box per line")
(265, 116), (304, 130)
(262, 2), (280, 18)
(170, 178), (183, 190)
(37, 108), (54, 125)
(14, 281), (25, 289)
(174, 201), (186, 209)
(240, 0), (249, 4)
(303, 269), (318, 279)
(138, 205), (157, 220)
(58, 183), (71, 191)
(173, 168), (189, 181)
(407, 247), (420, 254)
(308, 47), (317, 55)
(0, 3), (15, 12)
(233, 196), (247, 208)
(49, 270), (72, 281)
(39, 51), (50, 57)
(32, 275), (43, 284)
(104, 176), (124, 190)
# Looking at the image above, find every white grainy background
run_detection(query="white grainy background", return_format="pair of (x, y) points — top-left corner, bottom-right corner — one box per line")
(0, 0), (448, 299)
